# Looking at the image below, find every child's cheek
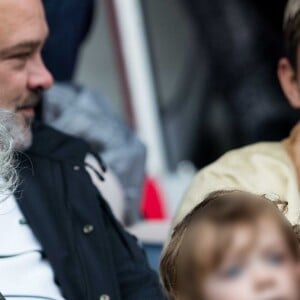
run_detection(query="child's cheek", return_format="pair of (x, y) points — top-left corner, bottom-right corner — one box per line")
(297, 259), (300, 283)
(297, 246), (300, 281)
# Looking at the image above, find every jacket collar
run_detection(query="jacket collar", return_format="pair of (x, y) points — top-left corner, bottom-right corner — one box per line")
(28, 121), (90, 162)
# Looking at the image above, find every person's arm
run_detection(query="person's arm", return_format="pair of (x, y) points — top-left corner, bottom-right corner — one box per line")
(83, 153), (165, 298)
(100, 197), (166, 300)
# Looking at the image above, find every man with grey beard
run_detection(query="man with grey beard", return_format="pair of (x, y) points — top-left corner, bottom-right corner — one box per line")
(0, 111), (22, 300)
(0, 0), (164, 299)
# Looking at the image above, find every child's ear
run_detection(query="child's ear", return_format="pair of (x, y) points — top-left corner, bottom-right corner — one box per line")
(278, 58), (300, 108)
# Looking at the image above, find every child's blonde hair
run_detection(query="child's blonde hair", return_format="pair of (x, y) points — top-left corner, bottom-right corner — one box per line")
(160, 190), (300, 300)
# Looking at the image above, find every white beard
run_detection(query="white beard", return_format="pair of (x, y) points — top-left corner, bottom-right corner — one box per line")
(0, 110), (20, 194)
(2, 112), (33, 151)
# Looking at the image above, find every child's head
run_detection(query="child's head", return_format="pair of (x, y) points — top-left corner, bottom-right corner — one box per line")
(161, 190), (300, 300)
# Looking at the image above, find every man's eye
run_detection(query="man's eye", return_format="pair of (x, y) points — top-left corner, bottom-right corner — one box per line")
(9, 53), (30, 60)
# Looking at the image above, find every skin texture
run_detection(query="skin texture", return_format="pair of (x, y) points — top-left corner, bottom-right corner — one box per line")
(283, 122), (300, 184)
(202, 218), (300, 300)
(278, 47), (300, 184)
(0, 0), (53, 149)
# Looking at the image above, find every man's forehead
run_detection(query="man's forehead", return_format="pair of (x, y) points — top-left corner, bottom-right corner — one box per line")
(0, 0), (48, 47)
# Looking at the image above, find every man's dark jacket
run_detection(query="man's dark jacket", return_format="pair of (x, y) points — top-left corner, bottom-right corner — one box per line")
(15, 122), (164, 300)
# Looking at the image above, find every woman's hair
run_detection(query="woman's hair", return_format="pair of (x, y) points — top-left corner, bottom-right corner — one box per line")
(160, 190), (299, 300)
(284, 0), (300, 69)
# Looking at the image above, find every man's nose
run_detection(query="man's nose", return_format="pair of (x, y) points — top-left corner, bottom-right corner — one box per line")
(27, 54), (54, 91)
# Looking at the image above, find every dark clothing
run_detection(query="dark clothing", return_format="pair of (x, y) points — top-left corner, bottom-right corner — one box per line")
(15, 122), (164, 300)
(42, 0), (95, 81)
(43, 84), (147, 225)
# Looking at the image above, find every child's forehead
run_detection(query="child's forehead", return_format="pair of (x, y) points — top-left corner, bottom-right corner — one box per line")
(221, 218), (287, 259)
(255, 217), (288, 247)
(190, 216), (287, 266)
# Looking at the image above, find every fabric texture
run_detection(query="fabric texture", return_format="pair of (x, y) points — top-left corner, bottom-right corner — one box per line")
(15, 122), (164, 300)
(42, 0), (95, 81)
(175, 142), (300, 226)
(0, 193), (65, 300)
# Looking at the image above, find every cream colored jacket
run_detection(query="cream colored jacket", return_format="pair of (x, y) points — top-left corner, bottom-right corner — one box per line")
(175, 142), (300, 226)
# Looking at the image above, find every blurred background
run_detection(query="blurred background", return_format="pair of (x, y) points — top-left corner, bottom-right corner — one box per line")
(41, 0), (298, 270)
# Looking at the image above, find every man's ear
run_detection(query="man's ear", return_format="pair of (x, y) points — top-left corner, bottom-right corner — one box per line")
(278, 57), (300, 108)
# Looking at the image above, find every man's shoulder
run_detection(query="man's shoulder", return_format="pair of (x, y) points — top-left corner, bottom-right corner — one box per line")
(28, 122), (91, 161)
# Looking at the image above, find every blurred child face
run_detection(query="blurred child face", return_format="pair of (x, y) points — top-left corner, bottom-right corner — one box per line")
(202, 218), (300, 300)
